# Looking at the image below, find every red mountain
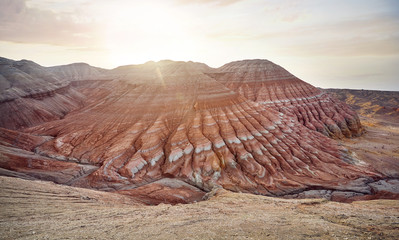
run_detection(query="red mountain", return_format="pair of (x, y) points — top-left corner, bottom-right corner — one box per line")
(0, 57), (380, 204)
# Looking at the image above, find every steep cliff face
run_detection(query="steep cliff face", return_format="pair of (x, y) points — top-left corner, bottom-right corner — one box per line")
(25, 61), (376, 196)
(209, 60), (363, 138)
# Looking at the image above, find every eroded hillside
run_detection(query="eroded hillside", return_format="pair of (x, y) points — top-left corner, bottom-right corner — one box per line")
(0, 57), (397, 204)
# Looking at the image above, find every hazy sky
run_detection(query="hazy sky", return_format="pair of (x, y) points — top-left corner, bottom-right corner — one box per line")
(1, 0), (398, 90)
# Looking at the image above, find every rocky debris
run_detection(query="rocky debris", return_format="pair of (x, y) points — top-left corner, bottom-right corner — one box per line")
(370, 179), (399, 194)
(282, 178), (399, 203)
(210, 60), (363, 138)
(285, 189), (334, 200)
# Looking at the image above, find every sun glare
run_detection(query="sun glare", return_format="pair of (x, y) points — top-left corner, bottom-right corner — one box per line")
(101, 2), (190, 67)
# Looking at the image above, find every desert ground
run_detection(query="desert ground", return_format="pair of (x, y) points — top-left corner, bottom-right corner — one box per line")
(327, 89), (399, 180)
(1, 176), (399, 240)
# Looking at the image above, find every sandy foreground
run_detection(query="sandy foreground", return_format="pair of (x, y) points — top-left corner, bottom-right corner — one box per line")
(1, 175), (399, 240)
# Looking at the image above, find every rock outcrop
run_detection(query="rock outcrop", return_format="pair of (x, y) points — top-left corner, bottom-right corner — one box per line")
(209, 60), (363, 138)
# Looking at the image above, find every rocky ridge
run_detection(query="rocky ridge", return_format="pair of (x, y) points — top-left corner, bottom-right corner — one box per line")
(48, 62), (108, 81)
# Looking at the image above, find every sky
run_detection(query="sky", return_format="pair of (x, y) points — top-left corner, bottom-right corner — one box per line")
(0, 0), (398, 90)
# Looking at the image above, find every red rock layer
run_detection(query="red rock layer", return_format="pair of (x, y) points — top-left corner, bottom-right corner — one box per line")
(0, 127), (50, 151)
(0, 128), (98, 184)
(0, 87), (86, 130)
(209, 60), (363, 138)
(24, 61), (377, 196)
(116, 178), (206, 205)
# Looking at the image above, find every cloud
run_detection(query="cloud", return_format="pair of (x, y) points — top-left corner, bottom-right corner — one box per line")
(282, 35), (399, 56)
(175, 0), (243, 6)
(0, 0), (101, 46)
(289, 15), (399, 56)
(0, 0), (25, 21)
(236, 14), (399, 57)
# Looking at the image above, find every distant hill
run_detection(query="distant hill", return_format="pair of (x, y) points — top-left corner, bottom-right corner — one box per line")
(325, 88), (399, 121)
